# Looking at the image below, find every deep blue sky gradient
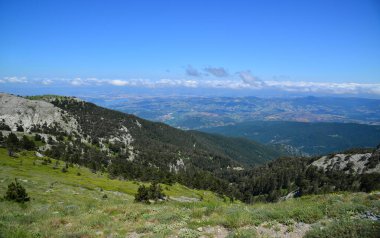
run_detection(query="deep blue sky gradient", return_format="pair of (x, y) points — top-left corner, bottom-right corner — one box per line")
(0, 0), (379, 84)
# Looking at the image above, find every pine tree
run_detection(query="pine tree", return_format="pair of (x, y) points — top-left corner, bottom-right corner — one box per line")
(6, 133), (19, 156)
(4, 179), (30, 203)
(21, 135), (36, 150)
(135, 185), (150, 203)
(0, 132), (4, 144)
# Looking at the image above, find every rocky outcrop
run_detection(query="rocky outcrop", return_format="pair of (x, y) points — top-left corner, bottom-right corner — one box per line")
(311, 148), (380, 174)
(0, 93), (81, 135)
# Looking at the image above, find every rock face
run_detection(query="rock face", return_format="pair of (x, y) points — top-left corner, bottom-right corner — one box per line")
(311, 148), (380, 174)
(0, 93), (81, 134)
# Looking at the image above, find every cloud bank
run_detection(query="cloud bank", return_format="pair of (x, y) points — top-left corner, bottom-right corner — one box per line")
(2, 76), (380, 96)
(0, 76), (28, 83)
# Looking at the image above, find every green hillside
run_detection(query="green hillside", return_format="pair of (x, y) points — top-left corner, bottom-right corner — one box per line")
(1, 148), (379, 238)
(2, 94), (380, 205)
(43, 96), (284, 166)
(189, 131), (285, 165)
(202, 121), (380, 155)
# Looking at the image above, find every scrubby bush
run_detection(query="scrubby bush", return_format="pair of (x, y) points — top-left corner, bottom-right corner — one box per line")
(21, 135), (36, 150)
(0, 120), (11, 131)
(16, 125), (24, 132)
(135, 185), (150, 203)
(34, 134), (42, 141)
(4, 179), (30, 203)
(360, 173), (380, 192)
(134, 183), (165, 203)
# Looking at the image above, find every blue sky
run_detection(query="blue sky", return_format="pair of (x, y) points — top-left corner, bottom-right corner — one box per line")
(0, 0), (380, 97)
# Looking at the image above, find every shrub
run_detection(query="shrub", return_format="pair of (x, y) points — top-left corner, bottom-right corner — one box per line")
(53, 161), (60, 169)
(6, 133), (19, 156)
(16, 125), (24, 132)
(4, 179), (30, 203)
(135, 185), (150, 203)
(134, 183), (166, 203)
(360, 173), (380, 192)
(21, 135), (36, 150)
(34, 134), (42, 141)
(149, 182), (165, 201)
(0, 121), (11, 131)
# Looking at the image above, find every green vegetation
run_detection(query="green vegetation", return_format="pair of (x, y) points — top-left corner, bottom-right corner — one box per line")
(37, 96), (380, 203)
(134, 183), (166, 203)
(305, 219), (380, 238)
(0, 148), (379, 237)
(233, 154), (380, 203)
(4, 179), (30, 203)
(24, 96), (285, 200)
(10, 95), (373, 203)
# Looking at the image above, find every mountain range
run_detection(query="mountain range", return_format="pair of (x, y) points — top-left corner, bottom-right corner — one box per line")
(87, 95), (380, 156)
(1, 93), (379, 203)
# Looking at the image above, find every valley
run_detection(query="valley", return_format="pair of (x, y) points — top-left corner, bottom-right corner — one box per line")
(96, 96), (380, 129)
(202, 121), (380, 156)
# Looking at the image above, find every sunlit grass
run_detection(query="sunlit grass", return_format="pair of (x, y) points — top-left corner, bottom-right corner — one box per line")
(0, 148), (379, 237)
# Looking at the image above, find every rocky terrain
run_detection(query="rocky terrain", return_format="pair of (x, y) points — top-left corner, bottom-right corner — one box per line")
(0, 93), (81, 135)
(311, 148), (380, 174)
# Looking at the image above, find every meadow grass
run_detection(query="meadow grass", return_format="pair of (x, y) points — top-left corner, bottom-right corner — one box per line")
(0, 148), (379, 237)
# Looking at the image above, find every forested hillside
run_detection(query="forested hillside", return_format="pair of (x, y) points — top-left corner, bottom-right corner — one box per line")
(1, 94), (380, 203)
(202, 121), (380, 155)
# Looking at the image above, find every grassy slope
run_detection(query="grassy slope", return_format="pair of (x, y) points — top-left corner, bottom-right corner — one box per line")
(0, 148), (379, 238)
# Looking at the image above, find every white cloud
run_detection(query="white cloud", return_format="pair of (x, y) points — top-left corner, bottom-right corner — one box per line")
(264, 81), (380, 95)
(69, 77), (103, 86)
(70, 78), (86, 86)
(41, 79), (53, 85)
(109, 79), (129, 86)
(81, 77), (380, 95)
(2, 76), (28, 83)
(238, 71), (265, 88)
